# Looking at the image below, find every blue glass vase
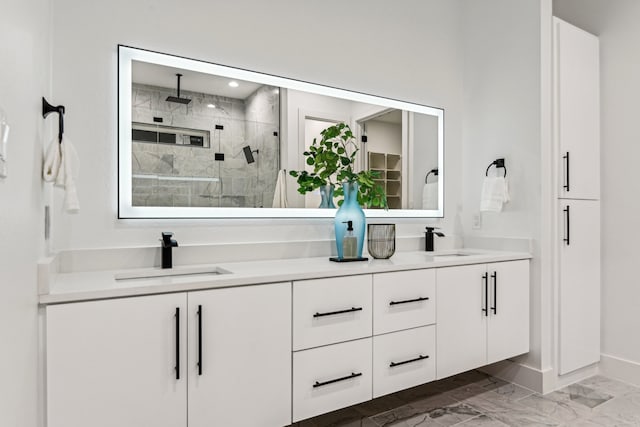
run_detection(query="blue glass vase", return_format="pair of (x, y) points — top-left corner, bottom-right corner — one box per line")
(334, 181), (366, 259)
(318, 185), (336, 209)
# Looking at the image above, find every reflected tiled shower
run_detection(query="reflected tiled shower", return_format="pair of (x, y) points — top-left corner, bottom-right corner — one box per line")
(131, 83), (279, 208)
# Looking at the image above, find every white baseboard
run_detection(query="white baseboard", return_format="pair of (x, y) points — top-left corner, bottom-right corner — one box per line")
(600, 353), (640, 387)
(479, 359), (553, 394)
(554, 363), (600, 390)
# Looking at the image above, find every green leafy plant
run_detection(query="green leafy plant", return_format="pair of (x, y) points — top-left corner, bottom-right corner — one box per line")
(289, 122), (387, 209)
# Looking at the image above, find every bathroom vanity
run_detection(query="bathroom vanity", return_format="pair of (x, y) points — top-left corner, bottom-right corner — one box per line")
(41, 250), (530, 427)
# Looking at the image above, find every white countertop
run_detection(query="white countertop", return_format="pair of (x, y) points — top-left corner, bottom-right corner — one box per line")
(39, 249), (532, 305)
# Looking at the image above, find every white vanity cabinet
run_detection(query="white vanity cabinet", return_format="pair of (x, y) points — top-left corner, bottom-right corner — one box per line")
(187, 283), (291, 427)
(436, 261), (529, 379)
(46, 293), (188, 427)
(46, 283), (292, 427)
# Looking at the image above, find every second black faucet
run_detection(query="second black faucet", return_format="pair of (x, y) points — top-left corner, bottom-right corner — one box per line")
(161, 232), (179, 269)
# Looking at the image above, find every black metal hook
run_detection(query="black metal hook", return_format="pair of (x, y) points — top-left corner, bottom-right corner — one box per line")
(485, 158), (506, 177)
(42, 97), (65, 144)
(425, 168), (438, 184)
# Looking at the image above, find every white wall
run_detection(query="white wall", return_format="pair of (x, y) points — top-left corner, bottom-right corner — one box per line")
(0, 1), (50, 426)
(50, 0), (464, 251)
(554, 0), (640, 379)
(460, 0), (548, 371)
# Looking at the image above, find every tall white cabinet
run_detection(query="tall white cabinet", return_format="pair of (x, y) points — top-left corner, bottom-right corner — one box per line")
(554, 17), (601, 375)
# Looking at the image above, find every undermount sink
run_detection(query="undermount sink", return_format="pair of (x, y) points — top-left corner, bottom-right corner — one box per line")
(114, 266), (232, 281)
(428, 251), (480, 261)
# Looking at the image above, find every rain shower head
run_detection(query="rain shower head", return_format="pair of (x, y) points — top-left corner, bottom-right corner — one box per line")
(166, 73), (191, 105)
(243, 146), (255, 164)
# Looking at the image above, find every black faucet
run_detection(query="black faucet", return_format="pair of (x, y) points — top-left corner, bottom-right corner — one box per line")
(425, 227), (445, 252)
(161, 232), (179, 269)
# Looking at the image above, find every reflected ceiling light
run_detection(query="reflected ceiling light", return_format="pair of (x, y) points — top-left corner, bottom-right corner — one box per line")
(228, 81), (239, 88)
(207, 104), (216, 109)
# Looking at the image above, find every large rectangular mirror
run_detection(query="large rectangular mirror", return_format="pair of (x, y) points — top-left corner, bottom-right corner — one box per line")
(118, 46), (444, 218)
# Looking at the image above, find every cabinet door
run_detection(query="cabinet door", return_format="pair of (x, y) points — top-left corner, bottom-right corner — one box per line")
(487, 260), (530, 364)
(555, 17), (600, 200)
(188, 283), (291, 427)
(436, 264), (487, 379)
(46, 293), (187, 427)
(373, 269), (435, 335)
(559, 200), (600, 374)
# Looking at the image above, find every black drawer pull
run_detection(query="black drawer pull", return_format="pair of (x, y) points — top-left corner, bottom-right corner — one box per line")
(197, 305), (203, 376)
(390, 354), (429, 368)
(313, 372), (362, 388)
(313, 307), (363, 318)
(563, 151), (570, 192)
(174, 307), (180, 380)
(482, 273), (489, 316)
(389, 296), (429, 306)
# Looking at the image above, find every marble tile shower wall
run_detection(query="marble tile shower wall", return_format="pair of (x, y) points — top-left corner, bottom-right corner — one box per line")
(131, 83), (279, 207)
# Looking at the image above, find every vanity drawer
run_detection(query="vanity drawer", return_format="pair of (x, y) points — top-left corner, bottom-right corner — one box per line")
(373, 269), (436, 335)
(293, 338), (372, 422)
(293, 275), (372, 350)
(373, 325), (436, 398)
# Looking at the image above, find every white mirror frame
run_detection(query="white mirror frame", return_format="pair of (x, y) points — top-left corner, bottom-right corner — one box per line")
(118, 46), (444, 219)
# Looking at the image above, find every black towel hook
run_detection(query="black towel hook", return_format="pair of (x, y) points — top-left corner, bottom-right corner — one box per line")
(425, 168), (438, 184)
(42, 97), (65, 144)
(485, 158), (506, 177)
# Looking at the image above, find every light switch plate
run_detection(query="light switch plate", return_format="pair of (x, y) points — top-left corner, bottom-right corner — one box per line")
(472, 212), (482, 230)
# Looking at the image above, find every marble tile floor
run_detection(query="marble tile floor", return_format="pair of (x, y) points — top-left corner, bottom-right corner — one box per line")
(290, 371), (640, 427)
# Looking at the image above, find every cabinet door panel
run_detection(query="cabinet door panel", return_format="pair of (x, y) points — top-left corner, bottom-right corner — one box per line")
(436, 264), (487, 379)
(555, 18), (600, 200)
(188, 283), (291, 427)
(487, 261), (530, 364)
(46, 293), (187, 427)
(373, 269), (435, 335)
(559, 200), (600, 374)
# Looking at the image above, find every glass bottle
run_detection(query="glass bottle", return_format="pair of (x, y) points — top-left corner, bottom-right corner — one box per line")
(334, 181), (366, 259)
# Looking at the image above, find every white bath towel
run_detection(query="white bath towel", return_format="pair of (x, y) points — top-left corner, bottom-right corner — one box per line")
(422, 182), (438, 210)
(480, 177), (509, 212)
(272, 169), (288, 208)
(43, 137), (80, 212)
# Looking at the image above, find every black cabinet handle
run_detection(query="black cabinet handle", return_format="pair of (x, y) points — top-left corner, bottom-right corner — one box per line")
(390, 354), (429, 368)
(482, 273), (488, 316)
(175, 307), (180, 380)
(563, 205), (570, 246)
(563, 151), (570, 192)
(491, 272), (497, 315)
(389, 296), (429, 306)
(197, 305), (203, 376)
(313, 307), (363, 318)
(313, 372), (362, 388)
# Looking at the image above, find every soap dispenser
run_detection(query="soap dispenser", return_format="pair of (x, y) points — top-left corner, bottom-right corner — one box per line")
(342, 220), (357, 259)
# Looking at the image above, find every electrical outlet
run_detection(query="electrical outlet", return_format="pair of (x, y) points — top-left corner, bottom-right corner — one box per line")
(472, 212), (482, 230)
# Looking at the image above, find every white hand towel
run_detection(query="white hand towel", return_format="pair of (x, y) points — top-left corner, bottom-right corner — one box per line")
(43, 137), (80, 212)
(272, 169), (288, 208)
(480, 177), (509, 212)
(422, 182), (438, 210)
(43, 139), (61, 182)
